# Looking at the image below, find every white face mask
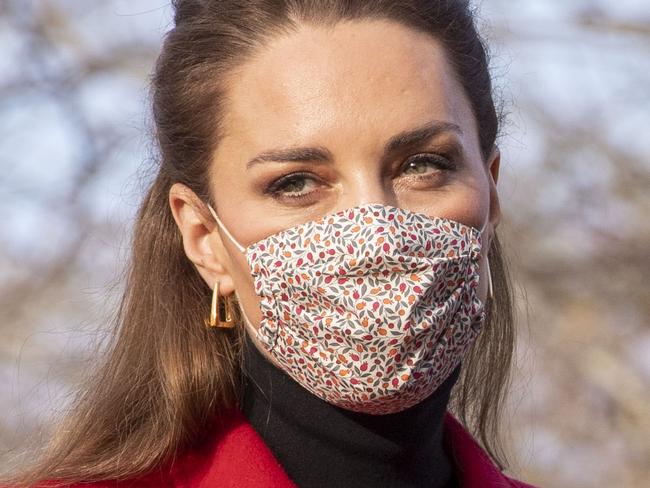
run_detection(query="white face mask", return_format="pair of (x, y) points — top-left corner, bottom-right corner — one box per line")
(208, 202), (491, 414)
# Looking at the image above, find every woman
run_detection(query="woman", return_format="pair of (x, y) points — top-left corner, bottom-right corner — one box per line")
(3, 1), (537, 487)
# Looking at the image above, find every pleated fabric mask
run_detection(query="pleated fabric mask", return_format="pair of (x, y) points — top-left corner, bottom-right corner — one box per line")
(208, 202), (490, 414)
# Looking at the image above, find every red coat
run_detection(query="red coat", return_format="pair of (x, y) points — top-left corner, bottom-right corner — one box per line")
(37, 409), (537, 487)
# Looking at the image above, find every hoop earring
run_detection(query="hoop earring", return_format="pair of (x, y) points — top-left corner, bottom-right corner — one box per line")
(205, 281), (236, 328)
(486, 257), (494, 301)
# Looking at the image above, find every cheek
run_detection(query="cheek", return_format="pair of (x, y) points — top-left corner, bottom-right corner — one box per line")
(230, 251), (266, 329)
(228, 248), (255, 288)
(400, 171), (490, 230)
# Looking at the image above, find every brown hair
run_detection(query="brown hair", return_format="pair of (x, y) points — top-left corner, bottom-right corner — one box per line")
(3, 0), (514, 485)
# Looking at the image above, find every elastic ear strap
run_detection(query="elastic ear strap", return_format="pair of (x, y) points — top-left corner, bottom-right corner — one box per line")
(478, 209), (490, 236)
(478, 211), (494, 300)
(486, 256), (494, 300)
(207, 204), (246, 253)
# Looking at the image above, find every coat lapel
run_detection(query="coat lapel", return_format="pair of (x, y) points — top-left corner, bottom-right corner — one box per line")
(169, 409), (297, 488)
(443, 414), (536, 488)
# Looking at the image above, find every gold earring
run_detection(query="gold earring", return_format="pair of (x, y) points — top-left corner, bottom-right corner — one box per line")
(205, 281), (236, 328)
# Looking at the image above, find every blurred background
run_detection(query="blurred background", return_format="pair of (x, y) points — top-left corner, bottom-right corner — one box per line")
(0, 0), (648, 486)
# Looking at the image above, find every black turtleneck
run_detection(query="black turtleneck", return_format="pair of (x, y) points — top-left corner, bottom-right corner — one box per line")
(240, 332), (461, 488)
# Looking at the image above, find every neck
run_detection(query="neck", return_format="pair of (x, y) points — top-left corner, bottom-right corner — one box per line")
(241, 332), (460, 488)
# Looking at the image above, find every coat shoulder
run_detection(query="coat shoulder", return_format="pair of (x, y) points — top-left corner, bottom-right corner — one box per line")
(19, 410), (293, 488)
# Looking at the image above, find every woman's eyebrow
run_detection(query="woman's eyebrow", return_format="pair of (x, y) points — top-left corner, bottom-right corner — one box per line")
(245, 120), (463, 170)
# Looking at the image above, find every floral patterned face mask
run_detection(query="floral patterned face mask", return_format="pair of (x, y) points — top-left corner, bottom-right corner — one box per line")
(207, 202), (491, 414)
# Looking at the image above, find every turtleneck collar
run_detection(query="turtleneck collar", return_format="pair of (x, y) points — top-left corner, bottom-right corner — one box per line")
(240, 331), (461, 488)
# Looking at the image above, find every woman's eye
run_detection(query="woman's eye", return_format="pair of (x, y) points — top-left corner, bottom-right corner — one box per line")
(266, 172), (320, 200)
(401, 154), (455, 177)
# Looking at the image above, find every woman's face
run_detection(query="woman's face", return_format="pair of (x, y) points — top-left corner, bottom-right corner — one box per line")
(170, 19), (500, 344)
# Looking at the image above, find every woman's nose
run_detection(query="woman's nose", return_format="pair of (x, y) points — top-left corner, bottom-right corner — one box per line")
(339, 172), (398, 210)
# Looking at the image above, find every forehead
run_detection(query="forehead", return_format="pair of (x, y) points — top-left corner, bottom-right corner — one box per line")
(218, 19), (476, 160)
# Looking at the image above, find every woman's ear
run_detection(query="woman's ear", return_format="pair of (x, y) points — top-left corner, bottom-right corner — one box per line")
(486, 145), (501, 231)
(168, 183), (236, 295)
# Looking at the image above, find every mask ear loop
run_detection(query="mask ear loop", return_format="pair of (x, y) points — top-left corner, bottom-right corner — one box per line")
(477, 213), (494, 301)
(486, 254), (494, 301)
(207, 204), (246, 253)
(208, 204), (274, 350)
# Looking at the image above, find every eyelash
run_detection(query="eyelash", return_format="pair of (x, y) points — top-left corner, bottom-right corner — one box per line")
(265, 153), (457, 203)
